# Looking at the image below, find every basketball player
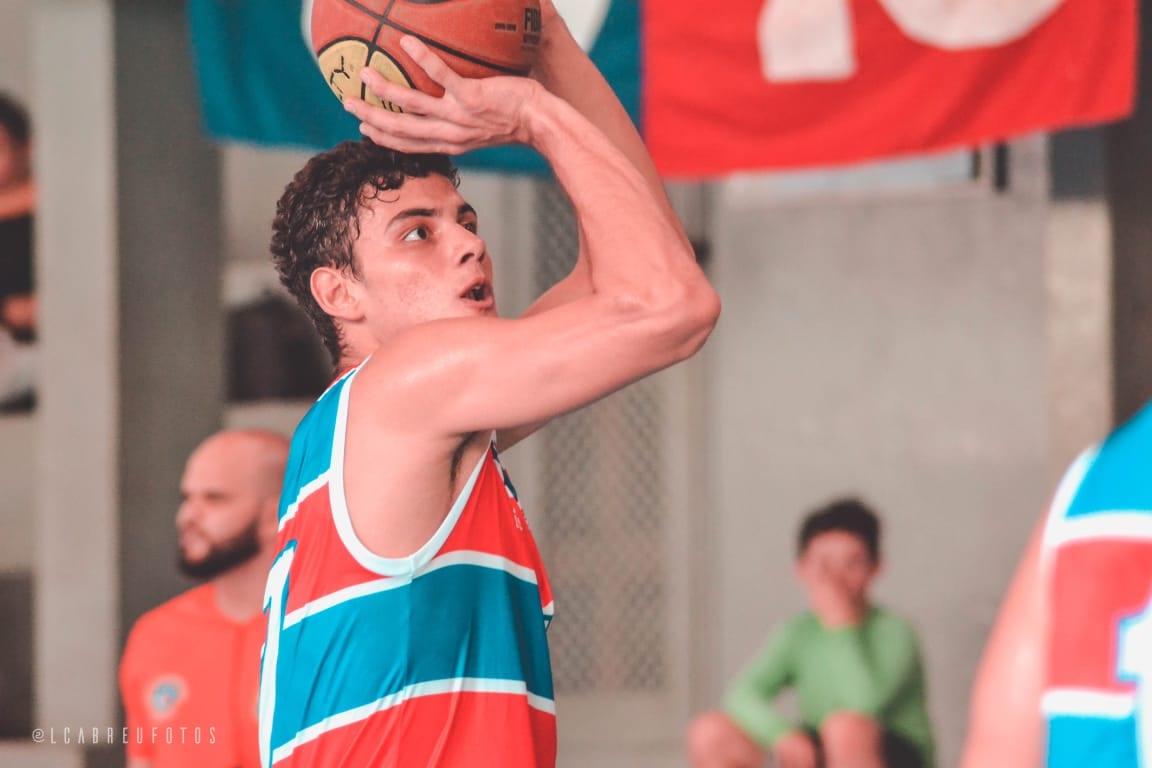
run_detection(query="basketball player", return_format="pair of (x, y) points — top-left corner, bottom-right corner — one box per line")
(960, 401), (1152, 768)
(257, 2), (719, 766)
(120, 430), (289, 768)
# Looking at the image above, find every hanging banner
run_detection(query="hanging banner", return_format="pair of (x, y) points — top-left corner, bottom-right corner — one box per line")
(187, 0), (639, 175)
(643, 0), (1137, 177)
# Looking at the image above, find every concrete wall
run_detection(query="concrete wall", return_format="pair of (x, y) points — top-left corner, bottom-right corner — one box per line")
(699, 138), (1088, 767)
(0, 1), (32, 102)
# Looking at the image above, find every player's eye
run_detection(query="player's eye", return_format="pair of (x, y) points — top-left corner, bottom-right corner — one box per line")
(402, 226), (430, 242)
(462, 221), (479, 234)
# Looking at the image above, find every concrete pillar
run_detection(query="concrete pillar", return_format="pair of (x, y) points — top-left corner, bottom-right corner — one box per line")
(1107, 0), (1152, 424)
(1046, 129), (1113, 474)
(32, 0), (222, 748)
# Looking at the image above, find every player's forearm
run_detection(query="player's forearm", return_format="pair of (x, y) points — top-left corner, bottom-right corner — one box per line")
(520, 90), (709, 329)
(531, 14), (674, 226)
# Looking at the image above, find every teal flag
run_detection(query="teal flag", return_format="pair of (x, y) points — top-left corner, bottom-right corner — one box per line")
(187, 1), (640, 176)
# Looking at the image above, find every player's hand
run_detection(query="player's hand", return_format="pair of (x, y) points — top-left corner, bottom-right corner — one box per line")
(774, 731), (819, 768)
(344, 36), (543, 155)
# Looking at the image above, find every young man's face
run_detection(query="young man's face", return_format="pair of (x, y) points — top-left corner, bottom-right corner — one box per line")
(796, 530), (879, 605)
(349, 173), (496, 337)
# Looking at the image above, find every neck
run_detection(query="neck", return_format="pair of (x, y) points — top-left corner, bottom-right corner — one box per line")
(210, 548), (276, 621)
(337, 352), (368, 376)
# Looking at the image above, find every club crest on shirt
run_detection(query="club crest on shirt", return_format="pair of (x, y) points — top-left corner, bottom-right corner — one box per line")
(493, 449), (529, 532)
(147, 675), (187, 720)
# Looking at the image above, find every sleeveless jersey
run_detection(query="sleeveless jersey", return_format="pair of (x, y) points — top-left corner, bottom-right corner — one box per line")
(258, 365), (557, 767)
(1041, 401), (1152, 768)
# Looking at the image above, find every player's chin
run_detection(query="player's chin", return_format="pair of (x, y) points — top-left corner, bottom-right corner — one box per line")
(456, 298), (497, 316)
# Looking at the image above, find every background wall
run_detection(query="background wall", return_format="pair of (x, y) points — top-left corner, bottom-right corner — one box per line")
(0, 0), (36, 575)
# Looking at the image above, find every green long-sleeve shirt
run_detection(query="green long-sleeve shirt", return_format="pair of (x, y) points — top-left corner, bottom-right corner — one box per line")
(723, 606), (935, 767)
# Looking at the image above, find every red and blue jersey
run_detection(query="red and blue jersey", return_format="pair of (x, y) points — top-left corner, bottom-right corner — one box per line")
(258, 366), (556, 767)
(1042, 402), (1152, 768)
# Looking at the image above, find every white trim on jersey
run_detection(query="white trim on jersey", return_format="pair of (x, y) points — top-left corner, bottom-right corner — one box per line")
(418, 550), (540, 585)
(1042, 447), (1099, 545)
(282, 573), (413, 630)
(279, 472), (330, 533)
(327, 366), (489, 577)
(270, 677), (557, 765)
(1042, 687), (1135, 719)
(280, 549), (542, 629)
(1046, 512), (1152, 548)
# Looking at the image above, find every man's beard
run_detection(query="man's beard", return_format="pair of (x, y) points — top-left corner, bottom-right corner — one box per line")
(178, 520), (261, 580)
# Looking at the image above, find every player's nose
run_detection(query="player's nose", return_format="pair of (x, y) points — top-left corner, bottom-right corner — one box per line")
(455, 226), (486, 266)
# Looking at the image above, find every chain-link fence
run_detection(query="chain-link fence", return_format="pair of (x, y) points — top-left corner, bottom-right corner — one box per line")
(533, 181), (669, 696)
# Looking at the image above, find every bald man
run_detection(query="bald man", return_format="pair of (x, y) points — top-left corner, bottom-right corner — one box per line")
(119, 430), (290, 768)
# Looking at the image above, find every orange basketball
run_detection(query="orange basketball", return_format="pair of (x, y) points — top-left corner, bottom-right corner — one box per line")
(307, 0), (542, 111)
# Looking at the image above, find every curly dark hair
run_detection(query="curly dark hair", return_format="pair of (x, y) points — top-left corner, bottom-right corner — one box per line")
(270, 139), (459, 364)
(797, 497), (881, 562)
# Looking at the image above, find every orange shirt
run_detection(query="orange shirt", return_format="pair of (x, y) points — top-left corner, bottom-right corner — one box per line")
(119, 583), (264, 768)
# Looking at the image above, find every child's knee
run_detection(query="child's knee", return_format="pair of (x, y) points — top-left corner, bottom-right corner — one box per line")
(820, 711), (881, 755)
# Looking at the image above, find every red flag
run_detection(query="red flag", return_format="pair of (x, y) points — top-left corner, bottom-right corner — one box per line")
(643, 0), (1137, 178)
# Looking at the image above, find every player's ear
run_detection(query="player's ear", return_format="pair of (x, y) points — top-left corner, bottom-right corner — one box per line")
(311, 266), (364, 322)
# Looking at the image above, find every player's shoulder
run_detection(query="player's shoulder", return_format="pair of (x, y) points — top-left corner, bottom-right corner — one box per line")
(1045, 398), (1152, 533)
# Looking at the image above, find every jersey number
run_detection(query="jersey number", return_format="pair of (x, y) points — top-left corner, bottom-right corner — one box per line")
(758, 0), (1067, 81)
(258, 547), (295, 768)
(1118, 592), (1152, 764)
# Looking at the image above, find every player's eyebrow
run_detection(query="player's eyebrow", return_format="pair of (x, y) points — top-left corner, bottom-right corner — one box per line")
(386, 203), (477, 231)
(387, 207), (438, 230)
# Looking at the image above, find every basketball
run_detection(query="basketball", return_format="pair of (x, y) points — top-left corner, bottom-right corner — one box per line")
(307, 0), (542, 111)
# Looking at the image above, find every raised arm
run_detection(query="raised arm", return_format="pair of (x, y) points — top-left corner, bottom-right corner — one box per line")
(959, 517), (1048, 768)
(499, 1), (687, 445)
(343, 37), (719, 439)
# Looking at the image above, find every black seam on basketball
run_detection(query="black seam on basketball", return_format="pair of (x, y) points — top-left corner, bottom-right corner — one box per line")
(379, 17), (531, 75)
(338, 0), (389, 23)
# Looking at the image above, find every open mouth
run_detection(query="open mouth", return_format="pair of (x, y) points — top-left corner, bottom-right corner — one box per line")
(461, 280), (492, 304)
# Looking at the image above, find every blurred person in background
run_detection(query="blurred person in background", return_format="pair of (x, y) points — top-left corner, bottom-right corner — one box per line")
(0, 91), (35, 412)
(119, 430), (289, 768)
(688, 498), (935, 768)
(961, 401), (1152, 768)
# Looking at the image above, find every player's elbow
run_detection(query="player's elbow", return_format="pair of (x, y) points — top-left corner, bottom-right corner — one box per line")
(635, 269), (723, 366)
(664, 273), (721, 361)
